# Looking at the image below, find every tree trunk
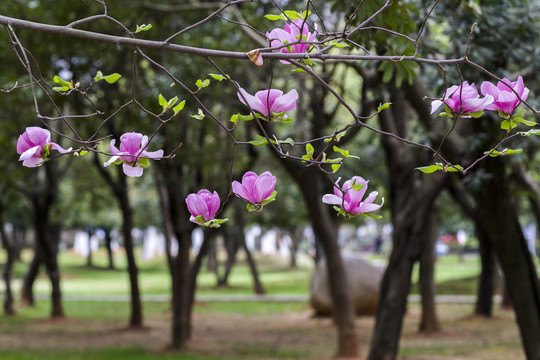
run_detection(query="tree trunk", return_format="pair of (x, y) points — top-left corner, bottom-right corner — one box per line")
(119, 189), (143, 327)
(369, 86), (446, 359)
(217, 230), (238, 287)
(0, 214), (16, 315)
(299, 167), (358, 357)
(473, 158), (540, 359)
(474, 223), (496, 317)
(20, 248), (41, 307)
(171, 231), (191, 348)
(103, 228), (115, 270)
(418, 207), (440, 333)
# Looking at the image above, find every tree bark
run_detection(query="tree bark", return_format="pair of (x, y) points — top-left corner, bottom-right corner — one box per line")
(118, 183), (143, 327)
(94, 154), (143, 327)
(473, 158), (540, 359)
(20, 248), (41, 307)
(418, 207), (440, 333)
(369, 84), (447, 360)
(474, 223), (496, 317)
(292, 165), (358, 357)
(0, 210), (16, 315)
(103, 228), (115, 270)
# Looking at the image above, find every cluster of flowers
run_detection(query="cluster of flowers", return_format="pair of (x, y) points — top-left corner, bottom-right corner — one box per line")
(16, 16), (386, 226)
(431, 76), (529, 117)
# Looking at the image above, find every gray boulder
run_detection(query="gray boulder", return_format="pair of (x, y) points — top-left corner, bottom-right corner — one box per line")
(310, 255), (383, 316)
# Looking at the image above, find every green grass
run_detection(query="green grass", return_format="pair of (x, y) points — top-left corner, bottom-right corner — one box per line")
(2, 249), (513, 299)
(194, 301), (308, 315)
(0, 348), (238, 360)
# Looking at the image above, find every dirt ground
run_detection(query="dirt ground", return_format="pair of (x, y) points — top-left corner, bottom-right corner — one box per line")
(0, 303), (525, 360)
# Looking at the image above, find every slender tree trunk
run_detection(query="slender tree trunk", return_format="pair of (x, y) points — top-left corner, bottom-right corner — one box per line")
(86, 227), (93, 267)
(103, 228), (115, 270)
(0, 215), (16, 315)
(218, 231), (238, 286)
(474, 223), (496, 317)
(369, 88), (446, 359)
(300, 168), (358, 357)
(171, 228), (191, 348)
(474, 158), (540, 359)
(120, 192), (143, 327)
(20, 247), (41, 307)
(419, 207), (440, 333)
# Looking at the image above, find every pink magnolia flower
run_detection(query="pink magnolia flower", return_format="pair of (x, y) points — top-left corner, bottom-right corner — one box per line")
(237, 87), (298, 118)
(431, 82), (493, 117)
(481, 76), (529, 115)
(232, 171), (276, 205)
(322, 176), (384, 216)
(17, 127), (71, 167)
(185, 189), (220, 224)
(267, 19), (318, 64)
(103, 132), (164, 177)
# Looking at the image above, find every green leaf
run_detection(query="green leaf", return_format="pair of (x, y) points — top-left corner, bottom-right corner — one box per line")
(208, 73), (228, 81)
(361, 213), (383, 220)
(135, 24), (152, 33)
(484, 148), (523, 157)
(248, 135), (269, 146)
(306, 143), (314, 157)
(283, 10), (301, 20)
(415, 164), (444, 173)
(501, 120), (517, 131)
(519, 129), (540, 136)
(191, 108), (205, 120)
(331, 163), (341, 172)
(138, 158), (150, 168)
(377, 102), (392, 113)
(53, 86), (70, 92)
(512, 117), (537, 126)
(53, 75), (71, 86)
(279, 138), (295, 146)
(330, 41), (349, 48)
(173, 100), (186, 115)
(264, 14), (286, 21)
(301, 10), (312, 19)
(333, 146), (349, 158)
(292, 68), (306, 73)
(158, 94), (167, 110)
(101, 73), (122, 84)
(468, 110), (484, 118)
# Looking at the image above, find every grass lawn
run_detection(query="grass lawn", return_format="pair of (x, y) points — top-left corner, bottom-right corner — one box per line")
(1, 249), (495, 298)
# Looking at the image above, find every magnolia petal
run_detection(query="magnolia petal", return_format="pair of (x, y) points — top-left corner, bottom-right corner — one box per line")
(142, 149), (164, 160)
(109, 139), (121, 156)
(271, 89), (298, 114)
(207, 191), (221, 220)
(430, 100), (443, 114)
(254, 171), (276, 203)
(256, 89), (283, 115)
(22, 156), (44, 168)
(26, 127), (51, 147)
(186, 193), (210, 221)
(103, 155), (120, 167)
(120, 132), (144, 155)
(50, 142), (71, 154)
(322, 194), (342, 205)
(356, 197), (384, 214)
(19, 145), (40, 161)
(480, 81), (499, 98)
(122, 163), (143, 177)
(232, 181), (249, 201)
(237, 88), (268, 116)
